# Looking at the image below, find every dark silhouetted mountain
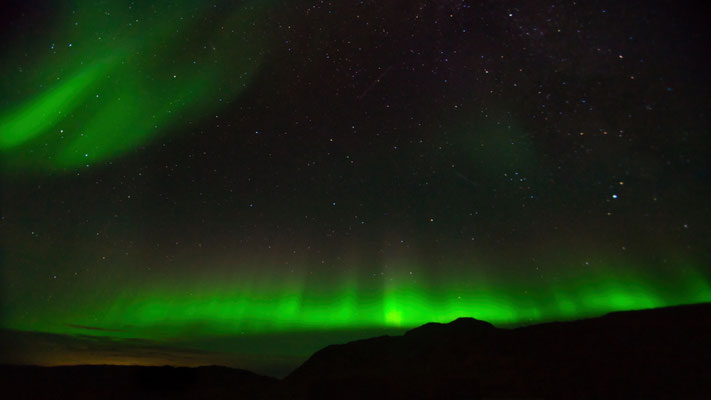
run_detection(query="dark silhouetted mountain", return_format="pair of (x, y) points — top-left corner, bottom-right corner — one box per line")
(281, 303), (711, 399)
(0, 364), (276, 400)
(2, 304), (710, 399)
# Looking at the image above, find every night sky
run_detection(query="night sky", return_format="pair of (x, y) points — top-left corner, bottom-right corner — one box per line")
(1, 0), (710, 375)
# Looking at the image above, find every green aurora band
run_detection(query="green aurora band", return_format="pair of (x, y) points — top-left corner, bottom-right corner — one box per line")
(5, 256), (710, 339)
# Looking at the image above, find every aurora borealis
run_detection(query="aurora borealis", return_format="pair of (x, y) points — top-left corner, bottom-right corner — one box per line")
(2, 0), (710, 375)
(0, 0), (270, 170)
(5, 254), (711, 340)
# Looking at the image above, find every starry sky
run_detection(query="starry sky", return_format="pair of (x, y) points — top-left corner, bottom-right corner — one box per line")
(1, 0), (710, 374)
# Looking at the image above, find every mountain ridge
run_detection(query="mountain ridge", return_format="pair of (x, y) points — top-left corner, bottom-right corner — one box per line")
(281, 303), (711, 399)
(1, 303), (710, 399)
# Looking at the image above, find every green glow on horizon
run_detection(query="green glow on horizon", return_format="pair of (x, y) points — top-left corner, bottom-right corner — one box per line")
(3, 258), (710, 340)
(0, 0), (270, 171)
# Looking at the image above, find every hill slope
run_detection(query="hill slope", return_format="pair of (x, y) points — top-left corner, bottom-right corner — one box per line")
(282, 303), (711, 399)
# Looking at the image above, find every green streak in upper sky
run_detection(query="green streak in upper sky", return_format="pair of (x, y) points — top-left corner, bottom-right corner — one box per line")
(0, 0), (270, 171)
(0, 59), (113, 149)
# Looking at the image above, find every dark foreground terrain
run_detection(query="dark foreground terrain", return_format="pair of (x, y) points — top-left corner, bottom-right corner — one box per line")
(2, 303), (710, 399)
(0, 364), (276, 399)
(281, 303), (711, 399)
